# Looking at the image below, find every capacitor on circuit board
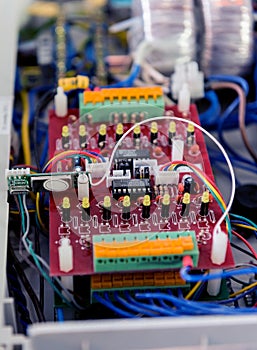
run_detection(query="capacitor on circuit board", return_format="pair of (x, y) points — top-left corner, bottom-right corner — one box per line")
(200, 191), (210, 217)
(78, 173), (89, 201)
(81, 196), (90, 222)
(62, 125), (70, 150)
(150, 122), (158, 144)
(102, 195), (112, 221)
(186, 124), (195, 146)
(168, 121), (176, 145)
(183, 175), (194, 194)
(98, 124), (107, 149)
(116, 123), (123, 142)
(79, 124), (87, 148)
(62, 196), (71, 222)
(181, 193), (190, 217)
(122, 195), (131, 220)
(142, 194), (151, 219)
(161, 193), (170, 218)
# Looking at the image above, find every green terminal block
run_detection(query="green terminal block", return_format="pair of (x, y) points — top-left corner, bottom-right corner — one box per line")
(79, 86), (165, 123)
(93, 231), (199, 273)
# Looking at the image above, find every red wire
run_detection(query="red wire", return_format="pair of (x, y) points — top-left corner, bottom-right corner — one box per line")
(232, 230), (257, 260)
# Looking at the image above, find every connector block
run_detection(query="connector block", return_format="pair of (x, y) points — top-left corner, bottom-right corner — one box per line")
(90, 270), (187, 301)
(6, 168), (31, 195)
(93, 231), (199, 272)
(91, 270), (186, 290)
(79, 86), (164, 123)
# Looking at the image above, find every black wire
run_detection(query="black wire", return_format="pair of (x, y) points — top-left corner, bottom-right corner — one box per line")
(231, 242), (257, 261)
(33, 89), (56, 171)
(35, 225), (44, 311)
(7, 259), (32, 333)
(8, 240), (46, 322)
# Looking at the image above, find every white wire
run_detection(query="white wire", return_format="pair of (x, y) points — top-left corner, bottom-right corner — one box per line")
(91, 116), (236, 237)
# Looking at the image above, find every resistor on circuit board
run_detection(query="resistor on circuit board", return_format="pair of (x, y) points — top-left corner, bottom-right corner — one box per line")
(116, 123), (123, 142)
(133, 125), (141, 146)
(122, 195), (131, 221)
(62, 125), (70, 150)
(181, 193), (190, 217)
(81, 196), (90, 222)
(62, 197), (71, 222)
(200, 191), (210, 216)
(79, 124), (87, 148)
(98, 124), (107, 149)
(168, 121), (176, 145)
(142, 194), (151, 219)
(150, 122), (158, 145)
(161, 193), (170, 218)
(186, 124), (195, 146)
(102, 195), (111, 221)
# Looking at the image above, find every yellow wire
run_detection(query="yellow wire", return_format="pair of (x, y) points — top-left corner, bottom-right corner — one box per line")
(36, 192), (47, 232)
(230, 281), (257, 298)
(233, 223), (257, 232)
(10, 209), (36, 214)
(185, 272), (208, 300)
(21, 90), (31, 165)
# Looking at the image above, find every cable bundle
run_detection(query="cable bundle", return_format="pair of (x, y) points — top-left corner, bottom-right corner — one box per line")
(128, 0), (196, 73)
(199, 0), (253, 76)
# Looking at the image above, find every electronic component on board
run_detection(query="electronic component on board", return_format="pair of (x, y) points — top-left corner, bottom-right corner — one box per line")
(181, 193), (190, 217)
(200, 191), (210, 217)
(142, 194), (151, 219)
(116, 123), (123, 142)
(150, 122), (158, 144)
(79, 124), (87, 148)
(133, 124), (141, 146)
(62, 197), (71, 222)
(102, 195), (112, 221)
(81, 196), (90, 222)
(161, 193), (170, 219)
(61, 125), (70, 150)
(186, 124), (195, 146)
(122, 195), (131, 221)
(78, 173), (89, 201)
(98, 124), (107, 149)
(112, 179), (152, 200)
(168, 121), (176, 145)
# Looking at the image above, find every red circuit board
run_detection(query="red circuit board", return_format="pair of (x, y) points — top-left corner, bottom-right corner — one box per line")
(48, 105), (234, 276)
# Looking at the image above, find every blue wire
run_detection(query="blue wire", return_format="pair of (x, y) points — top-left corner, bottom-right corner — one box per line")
(56, 308), (64, 322)
(93, 292), (137, 318)
(180, 266), (257, 284)
(199, 90), (221, 127)
(40, 133), (49, 168)
(127, 291), (183, 316)
(101, 64), (141, 88)
(114, 292), (158, 317)
(86, 150), (106, 162)
(230, 214), (257, 232)
(135, 292), (237, 315)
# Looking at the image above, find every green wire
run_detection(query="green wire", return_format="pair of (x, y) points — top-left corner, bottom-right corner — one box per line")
(230, 213), (257, 231)
(17, 195), (26, 233)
